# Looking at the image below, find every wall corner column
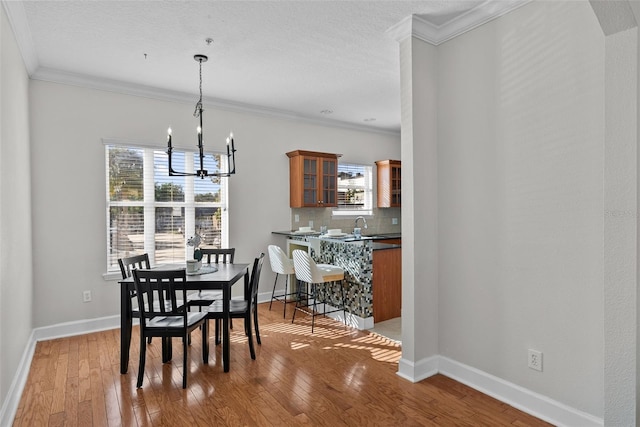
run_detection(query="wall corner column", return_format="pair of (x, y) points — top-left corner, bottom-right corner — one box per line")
(389, 17), (439, 381)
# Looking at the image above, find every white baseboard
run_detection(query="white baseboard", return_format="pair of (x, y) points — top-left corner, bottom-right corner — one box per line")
(0, 330), (37, 427)
(32, 315), (121, 341)
(397, 354), (439, 382)
(0, 314), (121, 426)
(396, 354), (603, 427)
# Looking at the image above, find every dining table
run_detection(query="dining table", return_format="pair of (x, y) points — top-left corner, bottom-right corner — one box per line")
(118, 262), (250, 374)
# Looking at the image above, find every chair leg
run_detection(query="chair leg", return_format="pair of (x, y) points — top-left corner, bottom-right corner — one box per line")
(161, 337), (173, 362)
(215, 319), (221, 345)
(254, 300), (261, 345)
(246, 314), (256, 360)
(269, 273), (279, 310)
(137, 334), (147, 388)
(182, 334), (188, 389)
(202, 321), (209, 363)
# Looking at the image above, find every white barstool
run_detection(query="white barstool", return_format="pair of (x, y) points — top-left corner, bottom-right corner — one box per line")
(267, 245), (297, 318)
(291, 249), (346, 333)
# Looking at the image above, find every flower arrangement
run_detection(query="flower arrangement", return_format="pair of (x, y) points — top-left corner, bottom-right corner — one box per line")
(187, 233), (203, 262)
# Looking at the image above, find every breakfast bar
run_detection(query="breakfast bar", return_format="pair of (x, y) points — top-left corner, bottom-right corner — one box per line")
(272, 231), (401, 329)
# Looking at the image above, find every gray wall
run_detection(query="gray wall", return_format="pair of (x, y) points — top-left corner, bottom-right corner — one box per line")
(28, 80), (400, 328)
(437, 1), (605, 415)
(398, 0), (615, 420)
(0, 5), (33, 410)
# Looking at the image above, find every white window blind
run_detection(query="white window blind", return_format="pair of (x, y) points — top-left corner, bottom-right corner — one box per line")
(106, 144), (228, 272)
(333, 163), (373, 216)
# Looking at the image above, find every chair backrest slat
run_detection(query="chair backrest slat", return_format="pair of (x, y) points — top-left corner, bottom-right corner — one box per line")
(132, 269), (187, 327)
(118, 253), (151, 280)
(201, 248), (235, 264)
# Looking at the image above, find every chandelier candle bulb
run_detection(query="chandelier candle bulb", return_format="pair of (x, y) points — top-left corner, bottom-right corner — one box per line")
(167, 128), (172, 149)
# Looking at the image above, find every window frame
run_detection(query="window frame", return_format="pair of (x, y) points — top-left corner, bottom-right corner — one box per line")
(332, 162), (373, 217)
(104, 139), (228, 276)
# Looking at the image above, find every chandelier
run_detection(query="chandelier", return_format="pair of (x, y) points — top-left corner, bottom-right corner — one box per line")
(166, 54), (236, 178)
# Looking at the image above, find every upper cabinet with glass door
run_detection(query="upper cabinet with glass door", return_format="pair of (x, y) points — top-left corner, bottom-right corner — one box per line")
(287, 150), (341, 207)
(375, 160), (401, 208)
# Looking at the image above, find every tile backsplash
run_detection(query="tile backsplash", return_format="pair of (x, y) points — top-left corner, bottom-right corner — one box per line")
(291, 207), (401, 235)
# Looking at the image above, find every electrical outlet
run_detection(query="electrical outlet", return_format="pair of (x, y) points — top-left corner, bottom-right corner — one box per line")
(83, 290), (92, 303)
(309, 220), (313, 228)
(528, 349), (542, 371)
(392, 217), (398, 225)
(294, 214), (299, 223)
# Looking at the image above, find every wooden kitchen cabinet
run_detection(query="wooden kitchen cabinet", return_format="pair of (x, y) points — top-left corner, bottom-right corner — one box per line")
(376, 160), (401, 208)
(372, 247), (402, 323)
(287, 150), (341, 208)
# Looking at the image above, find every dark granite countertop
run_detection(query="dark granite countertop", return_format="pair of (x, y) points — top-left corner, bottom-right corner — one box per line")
(272, 230), (321, 238)
(273, 231), (401, 250)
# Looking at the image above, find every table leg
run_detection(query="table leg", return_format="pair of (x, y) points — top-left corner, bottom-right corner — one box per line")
(120, 286), (132, 374)
(223, 283), (230, 372)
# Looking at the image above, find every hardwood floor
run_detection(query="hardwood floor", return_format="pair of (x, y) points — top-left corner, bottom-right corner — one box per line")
(14, 303), (552, 426)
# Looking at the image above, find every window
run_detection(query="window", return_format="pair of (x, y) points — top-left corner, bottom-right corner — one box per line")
(105, 143), (228, 272)
(333, 163), (373, 216)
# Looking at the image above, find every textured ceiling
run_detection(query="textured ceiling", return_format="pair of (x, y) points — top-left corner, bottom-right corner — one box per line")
(6, 0), (529, 134)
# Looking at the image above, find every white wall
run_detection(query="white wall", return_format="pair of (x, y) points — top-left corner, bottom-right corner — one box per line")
(436, 1), (604, 416)
(28, 80), (400, 328)
(0, 4), (33, 410)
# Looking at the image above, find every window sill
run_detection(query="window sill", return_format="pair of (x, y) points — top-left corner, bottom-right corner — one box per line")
(103, 272), (122, 281)
(331, 211), (373, 217)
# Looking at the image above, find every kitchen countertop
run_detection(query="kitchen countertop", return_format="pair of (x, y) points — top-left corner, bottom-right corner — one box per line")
(272, 231), (401, 249)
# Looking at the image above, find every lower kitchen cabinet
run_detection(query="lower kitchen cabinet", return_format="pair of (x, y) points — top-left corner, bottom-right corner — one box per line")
(372, 247), (401, 323)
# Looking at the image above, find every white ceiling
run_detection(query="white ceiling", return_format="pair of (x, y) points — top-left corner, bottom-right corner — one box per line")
(4, 0), (529, 134)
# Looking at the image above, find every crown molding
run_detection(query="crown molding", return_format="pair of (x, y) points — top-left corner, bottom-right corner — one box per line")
(31, 67), (400, 137)
(2, 0), (38, 73)
(387, 0), (532, 45)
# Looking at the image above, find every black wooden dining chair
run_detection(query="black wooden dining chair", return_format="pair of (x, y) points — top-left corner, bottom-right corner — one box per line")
(132, 268), (209, 388)
(118, 254), (152, 343)
(187, 248), (236, 309)
(207, 253), (264, 359)
(119, 253), (188, 344)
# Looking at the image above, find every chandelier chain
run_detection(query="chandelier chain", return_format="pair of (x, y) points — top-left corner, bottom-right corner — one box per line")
(194, 58), (203, 118)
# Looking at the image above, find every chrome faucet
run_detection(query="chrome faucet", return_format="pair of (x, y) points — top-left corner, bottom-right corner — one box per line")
(354, 216), (368, 230)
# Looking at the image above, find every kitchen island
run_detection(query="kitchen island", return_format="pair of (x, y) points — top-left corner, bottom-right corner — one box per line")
(271, 231), (401, 329)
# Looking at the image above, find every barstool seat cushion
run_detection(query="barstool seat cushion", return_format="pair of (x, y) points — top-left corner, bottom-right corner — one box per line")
(316, 264), (344, 282)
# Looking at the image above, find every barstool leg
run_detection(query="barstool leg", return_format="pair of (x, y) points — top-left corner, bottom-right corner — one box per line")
(269, 273), (279, 311)
(311, 283), (317, 334)
(341, 280), (347, 326)
(292, 280), (301, 324)
(283, 275), (289, 318)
